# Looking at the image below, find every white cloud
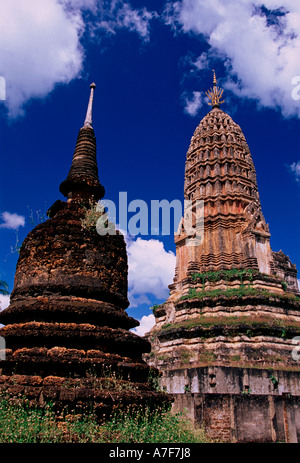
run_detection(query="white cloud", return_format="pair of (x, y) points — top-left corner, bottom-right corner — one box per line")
(298, 279), (300, 291)
(0, 0), (84, 117)
(166, 0), (300, 118)
(289, 161), (300, 182)
(112, 2), (156, 40)
(0, 212), (25, 229)
(125, 236), (176, 308)
(89, 0), (156, 39)
(193, 52), (210, 71)
(0, 294), (10, 311)
(183, 91), (204, 116)
(131, 314), (155, 337)
(0, 0), (155, 118)
(62, 0), (99, 10)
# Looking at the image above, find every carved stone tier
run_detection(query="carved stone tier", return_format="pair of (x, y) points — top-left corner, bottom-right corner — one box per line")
(147, 291), (300, 370)
(172, 107), (300, 295)
(169, 106), (299, 298)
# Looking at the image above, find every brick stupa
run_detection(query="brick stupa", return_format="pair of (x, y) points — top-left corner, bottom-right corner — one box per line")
(0, 84), (168, 416)
(146, 73), (300, 442)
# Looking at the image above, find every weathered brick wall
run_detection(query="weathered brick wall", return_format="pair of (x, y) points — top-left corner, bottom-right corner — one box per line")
(172, 393), (300, 443)
(198, 395), (232, 442)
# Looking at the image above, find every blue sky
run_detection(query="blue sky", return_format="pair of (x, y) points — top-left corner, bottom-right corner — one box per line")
(0, 0), (300, 335)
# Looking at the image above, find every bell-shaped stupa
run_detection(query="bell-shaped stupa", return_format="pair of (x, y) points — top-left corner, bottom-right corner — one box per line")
(0, 84), (169, 416)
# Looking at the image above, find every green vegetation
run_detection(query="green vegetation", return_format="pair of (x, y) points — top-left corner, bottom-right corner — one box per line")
(147, 369), (162, 392)
(186, 268), (300, 307)
(269, 374), (279, 389)
(242, 387), (251, 395)
(198, 352), (217, 363)
(179, 285), (299, 302)
(7, 206), (48, 257)
(28, 206), (48, 227)
(100, 407), (209, 443)
(80, 200), (116, 235)
(0, 280), (9, 296)
(180, 286), (259, 300)
(0, 395), (209, 443)
(177, 348), (192, 363)
(281, 281), (287, 291)
(190, 269), (294, 299)
(161, 314), (300, 337)
(80, 199), (102, 231)
(150, 303), (164, 316)
(191, 268), (260, 286)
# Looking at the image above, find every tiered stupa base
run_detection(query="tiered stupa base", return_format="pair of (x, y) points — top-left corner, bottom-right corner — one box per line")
(0, 199), (170, 417)
(146, 273), (300, 442)
(0, 344), (167, 418)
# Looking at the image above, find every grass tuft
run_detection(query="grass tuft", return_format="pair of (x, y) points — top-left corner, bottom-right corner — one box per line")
(0, 395), (209, 443)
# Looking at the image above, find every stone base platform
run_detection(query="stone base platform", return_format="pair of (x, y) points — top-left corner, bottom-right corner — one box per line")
(172, 391), (300, 443)
(167, 365), (300, 442)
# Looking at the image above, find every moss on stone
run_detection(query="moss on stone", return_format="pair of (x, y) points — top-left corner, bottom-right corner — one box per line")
(160, 315), (300, 339)
(179, 286), (300, 302)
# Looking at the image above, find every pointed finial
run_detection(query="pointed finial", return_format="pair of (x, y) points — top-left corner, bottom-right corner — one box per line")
(206, 70), (225, 108)
(213, 69), (217, 86)
(84, 83), (96, 127)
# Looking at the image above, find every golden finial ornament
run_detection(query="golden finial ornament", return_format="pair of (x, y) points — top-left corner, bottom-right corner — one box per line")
(206, 70), (225, 108)
(213, 69), (217, 86)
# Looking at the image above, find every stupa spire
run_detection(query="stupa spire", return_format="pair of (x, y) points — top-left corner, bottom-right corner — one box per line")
(59, 82), (105, 201)
(83, 82), (96, 128)
(206, 69), (225, 108)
